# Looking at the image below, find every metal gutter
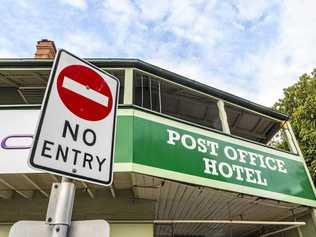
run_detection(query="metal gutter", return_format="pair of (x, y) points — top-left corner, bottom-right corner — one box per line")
(0, 58), (289, 121)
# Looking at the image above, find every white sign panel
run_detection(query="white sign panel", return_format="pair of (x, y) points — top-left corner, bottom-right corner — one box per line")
(28, 49), (119, 185)
(9, 220), (110, 237)
(0, 109), (39, 173)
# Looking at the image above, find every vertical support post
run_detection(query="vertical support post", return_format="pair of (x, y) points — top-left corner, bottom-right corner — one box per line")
(283, 122), (299, 154)
(292, 210), (303, 237)
(217, 100), (231, 134)
(158, 81), (162, 113)
(149, 78), (152, 110)
(141, 74), (144, 107)
(123, 68), (134, 104)
(46, 177), (75, 237)
(297, 223), (303, 237)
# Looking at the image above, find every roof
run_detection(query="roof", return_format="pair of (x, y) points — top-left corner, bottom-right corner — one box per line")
(0, 58), (289, 121)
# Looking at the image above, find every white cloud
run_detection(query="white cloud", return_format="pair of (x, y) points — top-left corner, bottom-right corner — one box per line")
(165, 1), (220, 44)
(59, 32), (104, 57)
(98, 0), (282, 105)
(0, 37), (20, 57)
(247, 0), (316, 106)
(61, 0), (87, 10)
(233, 0), (277, 21)
(101, 0), (220, 47)
(136, 0), (170, 21)
(103, 0), (137, 20)
(0, 49), (18, 58)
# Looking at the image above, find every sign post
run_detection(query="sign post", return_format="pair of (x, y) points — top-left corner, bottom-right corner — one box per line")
(9, 49), (119, 237)
(46, 177), (75, 237)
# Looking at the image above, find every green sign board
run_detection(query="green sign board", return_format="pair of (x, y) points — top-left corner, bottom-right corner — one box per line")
(115, 109), (316, 207)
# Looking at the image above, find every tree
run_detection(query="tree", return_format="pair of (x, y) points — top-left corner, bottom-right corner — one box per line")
(274, 69), (316, 182)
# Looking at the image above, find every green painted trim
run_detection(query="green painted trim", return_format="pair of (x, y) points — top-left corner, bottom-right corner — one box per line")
(132, 109), (301, 162)
(115, 114), (134, 163)
(132, 163), (316, 207)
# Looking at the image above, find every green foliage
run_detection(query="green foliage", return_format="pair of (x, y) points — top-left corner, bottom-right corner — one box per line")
(274, 69), (316, 182)
(269, 130), (290, 152)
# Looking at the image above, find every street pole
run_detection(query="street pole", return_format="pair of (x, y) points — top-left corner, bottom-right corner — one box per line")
(46, 177), (75, 237)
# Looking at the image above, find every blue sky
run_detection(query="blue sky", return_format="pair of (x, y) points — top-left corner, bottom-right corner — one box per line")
(1, 0), (316, 106)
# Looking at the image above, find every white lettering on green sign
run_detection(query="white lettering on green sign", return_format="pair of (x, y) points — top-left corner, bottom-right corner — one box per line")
(166, 129), (288, 187)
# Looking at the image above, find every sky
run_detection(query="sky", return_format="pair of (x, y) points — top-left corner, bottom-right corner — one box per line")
(0, 0), (316, 107)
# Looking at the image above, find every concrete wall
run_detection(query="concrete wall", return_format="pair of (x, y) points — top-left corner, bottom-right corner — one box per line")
(0, 224), (153, 237)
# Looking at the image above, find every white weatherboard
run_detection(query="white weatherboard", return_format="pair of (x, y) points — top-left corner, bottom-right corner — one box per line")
(28, 49), (119, 186)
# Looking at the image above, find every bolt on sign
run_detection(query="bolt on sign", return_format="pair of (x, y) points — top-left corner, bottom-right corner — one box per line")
(28, 49), (119, 185)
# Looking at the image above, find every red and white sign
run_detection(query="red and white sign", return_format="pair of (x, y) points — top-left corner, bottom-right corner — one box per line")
(28, 50), (119, 186)
(56, 65), (113, 121)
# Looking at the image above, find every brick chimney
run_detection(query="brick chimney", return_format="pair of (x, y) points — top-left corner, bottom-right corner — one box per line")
(34, 39), (57, 59)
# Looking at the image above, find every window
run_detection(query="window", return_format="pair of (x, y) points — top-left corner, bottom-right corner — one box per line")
(133, 71), (222, 130)
(134, 72), (161, 112)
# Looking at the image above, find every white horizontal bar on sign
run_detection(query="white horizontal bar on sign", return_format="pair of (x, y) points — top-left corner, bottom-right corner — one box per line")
(62, 76), (109, 107)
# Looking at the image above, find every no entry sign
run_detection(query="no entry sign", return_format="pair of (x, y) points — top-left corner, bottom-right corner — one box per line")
(28, 49), (119, 185)
(56, 65), (113, 121)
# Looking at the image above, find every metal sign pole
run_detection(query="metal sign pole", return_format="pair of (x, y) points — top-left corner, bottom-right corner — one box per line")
(46, 177), (75, 237)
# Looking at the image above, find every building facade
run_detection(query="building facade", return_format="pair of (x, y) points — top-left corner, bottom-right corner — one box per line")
(0, 41), (316, 237)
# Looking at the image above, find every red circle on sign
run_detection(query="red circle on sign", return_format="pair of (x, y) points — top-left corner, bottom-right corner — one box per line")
(57, 65), (113, 121)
